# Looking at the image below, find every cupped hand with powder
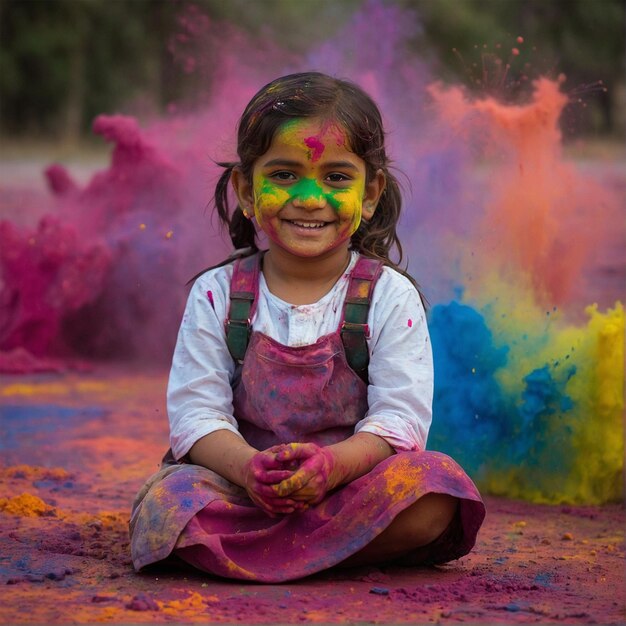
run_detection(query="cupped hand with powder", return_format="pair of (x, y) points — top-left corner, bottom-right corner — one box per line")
(243, 447), (307, 516)
(271, 443), (337, 506)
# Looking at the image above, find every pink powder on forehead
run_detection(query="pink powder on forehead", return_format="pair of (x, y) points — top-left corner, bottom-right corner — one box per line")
(303, 122), (347, 162)
(304, 136), (325, 162)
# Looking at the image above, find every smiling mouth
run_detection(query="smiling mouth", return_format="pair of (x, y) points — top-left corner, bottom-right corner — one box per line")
(286, 220), (329, 229)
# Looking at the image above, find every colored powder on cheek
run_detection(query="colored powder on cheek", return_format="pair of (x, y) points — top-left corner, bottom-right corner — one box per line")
(327, 187), (362, 210)
(326, 188), (364, 236)
(253, 177), (291, 214)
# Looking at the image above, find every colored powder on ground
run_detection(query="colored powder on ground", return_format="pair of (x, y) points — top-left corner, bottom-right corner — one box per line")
(0, 1), (623, 503)
(160, 592), (208, 616)
(0, 379), (107, 398)
(2, 465), (72, 481)
(0, 492), (56, 517)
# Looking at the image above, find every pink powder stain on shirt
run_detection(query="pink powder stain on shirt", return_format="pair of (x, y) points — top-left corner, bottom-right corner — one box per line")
(206, 290), (215, 309)
(408, 319), (413, 328)
(303, 136), (325, 162)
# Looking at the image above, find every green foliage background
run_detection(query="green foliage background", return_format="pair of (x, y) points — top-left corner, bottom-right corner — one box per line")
(0, 0), (624, 140)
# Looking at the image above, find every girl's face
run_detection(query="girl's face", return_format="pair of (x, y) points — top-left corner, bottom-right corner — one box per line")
(236, 117), (383, 262)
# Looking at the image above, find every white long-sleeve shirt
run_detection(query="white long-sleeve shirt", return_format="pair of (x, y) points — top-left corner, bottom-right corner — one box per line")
(167, 252), (433, 460)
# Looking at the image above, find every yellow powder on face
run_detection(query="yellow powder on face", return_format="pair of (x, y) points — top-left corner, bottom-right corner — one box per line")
(277, 118), (346, 161)
(252, 175), (291, 218)
(0, 492), (56, 517)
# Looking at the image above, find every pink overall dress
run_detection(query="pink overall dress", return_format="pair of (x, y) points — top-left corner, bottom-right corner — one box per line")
(129, 254), (485, 582)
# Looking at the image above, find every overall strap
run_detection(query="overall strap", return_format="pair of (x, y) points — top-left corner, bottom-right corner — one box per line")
(226, 252), (261, 363)
(341, 256), (384, 384)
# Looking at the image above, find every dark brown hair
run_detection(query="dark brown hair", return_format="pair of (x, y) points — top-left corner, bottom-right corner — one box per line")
(212, 71), (421, 294)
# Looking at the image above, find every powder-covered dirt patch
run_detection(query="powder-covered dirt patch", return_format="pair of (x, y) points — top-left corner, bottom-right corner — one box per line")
(1, 368), (624, 624)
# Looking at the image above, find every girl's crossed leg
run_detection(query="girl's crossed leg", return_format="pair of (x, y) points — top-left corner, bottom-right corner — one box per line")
(338, 492), (459, 567)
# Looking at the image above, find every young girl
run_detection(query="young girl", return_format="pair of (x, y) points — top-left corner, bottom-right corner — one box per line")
(130, 72), (485, 582)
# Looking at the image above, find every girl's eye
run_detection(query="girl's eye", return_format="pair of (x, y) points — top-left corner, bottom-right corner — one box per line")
(270, 171), (296, 182)
(326, 173), (351, 184)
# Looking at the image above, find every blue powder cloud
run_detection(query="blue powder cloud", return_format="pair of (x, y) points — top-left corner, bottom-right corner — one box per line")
(427, 300), (578, 494)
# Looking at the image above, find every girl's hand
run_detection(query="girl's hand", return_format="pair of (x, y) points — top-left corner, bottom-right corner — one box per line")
(272, 443), (336, 505)
(242, 449), (302, 516)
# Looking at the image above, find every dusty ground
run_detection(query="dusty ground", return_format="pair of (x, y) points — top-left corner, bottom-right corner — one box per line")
(0, 367), (624, 625)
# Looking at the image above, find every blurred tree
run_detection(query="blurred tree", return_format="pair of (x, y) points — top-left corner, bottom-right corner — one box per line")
(0, 0), (89, 138)
(0, 0), (623, 140)
(0, 0), (362, 140)
(0, 0), (172, 139)
(207, 0), (363, 52)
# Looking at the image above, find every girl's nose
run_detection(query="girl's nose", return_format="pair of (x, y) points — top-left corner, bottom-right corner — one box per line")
(291, 178), (327, 210)
(292, 193), (328, 210)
